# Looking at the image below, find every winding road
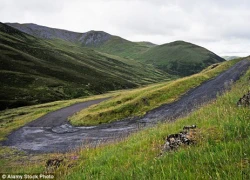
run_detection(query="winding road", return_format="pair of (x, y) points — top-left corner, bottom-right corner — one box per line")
(2, 60), (250, 153)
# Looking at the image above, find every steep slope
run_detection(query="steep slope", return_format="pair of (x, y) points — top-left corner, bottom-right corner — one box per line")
(137, 41), (225, 76)
(0, 23), (169, 110)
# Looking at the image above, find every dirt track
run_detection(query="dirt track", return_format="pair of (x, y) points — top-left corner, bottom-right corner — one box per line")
(2, 59), (250, 153)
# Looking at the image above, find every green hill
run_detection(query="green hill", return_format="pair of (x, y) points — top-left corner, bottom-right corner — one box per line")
(136, 41), (225, 76)
(0, 23), (170, 110)
(96, 36), (151, 59)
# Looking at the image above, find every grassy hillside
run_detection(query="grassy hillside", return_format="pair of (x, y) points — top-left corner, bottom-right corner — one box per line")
(0, 23), (170, 110)
(0, 59), (249, 180)
(69, 59), (239, 126)
(96, 36), (151, 59)
(137, 41), (225, 76)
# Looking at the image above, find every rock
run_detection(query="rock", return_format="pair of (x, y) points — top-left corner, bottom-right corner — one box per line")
(166, 133), (181, 141)
(160, 125), (197, 155)
(163, 141), (171, 151)
(237, 91), (250, 107)
(182, 137), (191, 145)
(45, 158), (64, 171)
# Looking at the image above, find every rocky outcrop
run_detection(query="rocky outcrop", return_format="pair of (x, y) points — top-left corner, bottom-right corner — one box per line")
(237, 91), (250, 107)
(160, 125), (197, 155)
(79, 30), (111, 46)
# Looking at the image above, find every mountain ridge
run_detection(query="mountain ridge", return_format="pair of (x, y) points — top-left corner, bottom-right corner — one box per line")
(6, 23), (225, 75)
(6, 23), (117, 46)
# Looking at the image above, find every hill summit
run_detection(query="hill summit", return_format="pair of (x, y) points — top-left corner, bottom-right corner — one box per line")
(136, 40), (225, 76)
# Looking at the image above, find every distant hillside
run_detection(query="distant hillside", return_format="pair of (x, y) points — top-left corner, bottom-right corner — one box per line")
(222, 56), (240, 61)
(6, 23), (225, 77)
(0, 23), (169, 110)
(136, 41), (225, 76)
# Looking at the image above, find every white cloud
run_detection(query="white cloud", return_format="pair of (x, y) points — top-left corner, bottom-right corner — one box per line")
(0, 0), (250, 56)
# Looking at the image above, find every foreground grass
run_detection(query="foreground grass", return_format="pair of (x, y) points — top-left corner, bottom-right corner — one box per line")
(69, 58), (241, 126)
(63, 68), (250, 179)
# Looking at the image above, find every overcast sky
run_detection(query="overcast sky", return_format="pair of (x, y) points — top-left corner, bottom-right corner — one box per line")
(1, 0), (250, 56)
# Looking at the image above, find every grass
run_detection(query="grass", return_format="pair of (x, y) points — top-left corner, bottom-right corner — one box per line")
(62, 64), (250, 179)
(69, 58), (241, 126)
(97, 36), (151, 59)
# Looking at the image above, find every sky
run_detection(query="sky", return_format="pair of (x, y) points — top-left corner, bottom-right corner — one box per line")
(1, 0), (250, 56)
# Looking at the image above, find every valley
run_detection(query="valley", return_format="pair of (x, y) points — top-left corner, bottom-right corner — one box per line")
(0, 23), (170, 110)
(0, 22), (249, 180)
